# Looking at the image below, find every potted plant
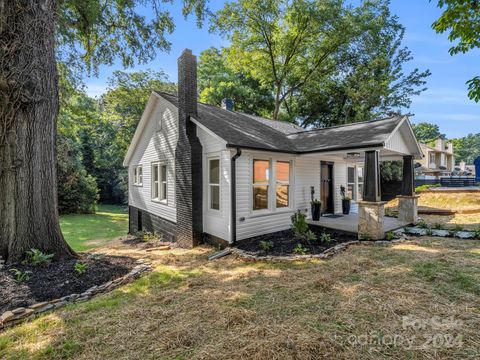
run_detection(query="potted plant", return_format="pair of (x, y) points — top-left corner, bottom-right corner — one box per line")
(310, 199), (321, 221)
(340, 185), (351, 215)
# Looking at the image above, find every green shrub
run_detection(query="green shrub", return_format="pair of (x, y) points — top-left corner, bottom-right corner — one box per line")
(10, 268), (32, 283)
(293, 243), (309, 255)
(359, 233), (372, 241)
(415, 184), (441, 192)
(57, 135), (99, 214)
(425, 227), (433, 236)
(416, 219), (429, 229)
(259, 240), (274, 252)
(74, 262), (88, 275)
(320, 232), (332, 243)
(385, 231), (395, 241)
(433, 223), (445, 230)
(453, 224), (464, 232)
(305, 230), (317, 242)
(474, 227), (480, 239)
(291, 210), (309, 238)
(24, 249), (54, 267)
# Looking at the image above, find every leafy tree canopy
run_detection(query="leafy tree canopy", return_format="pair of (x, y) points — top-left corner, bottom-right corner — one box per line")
(57, 0), (208, 75)
(198, 47), (274, 117)
(451, 133), (480, 163)
(210, 0), (430, 125)
(412, 122), (443, 144)
(432, 0), (480, 101)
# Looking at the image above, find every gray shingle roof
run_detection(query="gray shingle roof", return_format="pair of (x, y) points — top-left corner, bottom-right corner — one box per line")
(239, 113), (303, 134)
(287, 116), (402, 153)
(156, 92), (403, 154)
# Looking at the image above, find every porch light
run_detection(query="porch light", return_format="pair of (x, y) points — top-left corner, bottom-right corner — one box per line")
(346, 152), (361, 158)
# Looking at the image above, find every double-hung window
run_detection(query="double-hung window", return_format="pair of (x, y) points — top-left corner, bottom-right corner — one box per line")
(253, 160), (270, 210)
(252, 159), (291, 211)
(133, 166), (143, 186)
(347, 166), (364, 201)
(276, 161), (290, 208)
(357, 167), (364, 201)
(152, 162), (167, 202)
(209, 158), (220, 210)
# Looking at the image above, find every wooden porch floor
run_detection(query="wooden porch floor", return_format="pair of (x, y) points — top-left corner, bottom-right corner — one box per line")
(306, 213), (409, 234)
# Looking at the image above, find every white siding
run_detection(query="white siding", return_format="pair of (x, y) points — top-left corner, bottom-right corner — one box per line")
(385, 120), (421, 157)
(235, 151), (345, 241)
(385, 129), (410, 155)
(333, 159), (347, 213)
(128, 96), (178, 223)
(197, 127), (231, 241)
(295, 156), (320, 215)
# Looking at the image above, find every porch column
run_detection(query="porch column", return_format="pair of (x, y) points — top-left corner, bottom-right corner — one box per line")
(397, 155), (419, 224)
(358, 150), (385, 240)
(363, 150), (381, 202)
(401, 155), (414, 196)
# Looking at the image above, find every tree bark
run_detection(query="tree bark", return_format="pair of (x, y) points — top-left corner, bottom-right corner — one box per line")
(0, 0), (76, 263)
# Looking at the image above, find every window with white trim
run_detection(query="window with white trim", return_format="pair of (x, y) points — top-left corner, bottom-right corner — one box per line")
(276, 161), (290, 208)
(357, 166), (364, 201)
(253, 159), (270, 210)
(347, 165), (364, 201)
(152, 162), (167, 202)
(133, 166), (143, 186)
(208, 158), (220, 210)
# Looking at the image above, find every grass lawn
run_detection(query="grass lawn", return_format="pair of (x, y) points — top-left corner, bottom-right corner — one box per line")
(59, 204), (128, 252)
(1, 237), (480, 359)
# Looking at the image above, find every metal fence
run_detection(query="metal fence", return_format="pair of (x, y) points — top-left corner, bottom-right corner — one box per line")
(414, 177), (477, 188)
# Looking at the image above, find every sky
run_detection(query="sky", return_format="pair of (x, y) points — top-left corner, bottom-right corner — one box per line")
(84, 0), (479, 139)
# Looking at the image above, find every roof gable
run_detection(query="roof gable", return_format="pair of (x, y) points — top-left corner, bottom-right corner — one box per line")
(157, 92), (297, 153)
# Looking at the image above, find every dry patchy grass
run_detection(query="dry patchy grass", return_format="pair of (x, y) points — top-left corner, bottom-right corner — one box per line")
(1, 239), (480, 359)
(420, 213), (480, 230)
(416, 192), (480, 211)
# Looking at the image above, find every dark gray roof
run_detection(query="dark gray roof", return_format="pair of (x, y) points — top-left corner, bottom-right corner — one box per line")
(239, 113), (303, 134)
(157, 92), (296, 152)
(156, 92), (403, 154)
(287, 116), (402, 153)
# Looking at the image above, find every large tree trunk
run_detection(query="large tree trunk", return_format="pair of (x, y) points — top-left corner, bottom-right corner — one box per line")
(273, 84), (282, 120)
(0, 0), (76, 263)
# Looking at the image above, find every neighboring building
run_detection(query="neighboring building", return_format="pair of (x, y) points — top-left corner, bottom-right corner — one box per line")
(458, 161), (476, 177)
(123, 49), (423, 246)
(417, 138), (455, 176)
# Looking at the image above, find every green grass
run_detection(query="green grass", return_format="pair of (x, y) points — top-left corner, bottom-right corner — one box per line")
(2, 239), (480, 359)
(60, 204), (128, 252)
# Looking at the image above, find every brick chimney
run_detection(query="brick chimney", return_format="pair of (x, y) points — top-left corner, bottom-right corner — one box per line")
(175, 49), (203, 247)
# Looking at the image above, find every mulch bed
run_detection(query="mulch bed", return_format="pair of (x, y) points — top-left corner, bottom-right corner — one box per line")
(0, 254), (136, 314)
(236, 226), (358, 256)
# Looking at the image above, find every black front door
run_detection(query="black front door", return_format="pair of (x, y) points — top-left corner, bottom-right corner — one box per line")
(320, 161), (334, 215)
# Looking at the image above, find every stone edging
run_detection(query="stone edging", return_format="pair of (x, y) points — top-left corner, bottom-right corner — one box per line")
(230, 233), (412, 262)
(404, 227), (479, 239)
(0, 259), (152, 330)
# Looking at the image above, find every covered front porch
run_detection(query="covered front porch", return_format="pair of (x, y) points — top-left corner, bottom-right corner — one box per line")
(298, 117), (423, 239)
(306, 213), (409, 234)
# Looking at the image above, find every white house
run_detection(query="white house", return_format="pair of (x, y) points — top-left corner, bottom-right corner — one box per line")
(123, 49), (423, 246)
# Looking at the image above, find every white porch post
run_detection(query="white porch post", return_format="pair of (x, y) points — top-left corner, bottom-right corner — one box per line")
(358, 150), (385, 240)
